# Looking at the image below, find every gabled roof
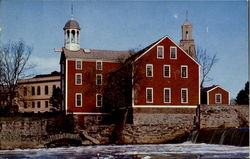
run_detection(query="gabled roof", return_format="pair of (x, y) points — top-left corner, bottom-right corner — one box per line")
(131, 35), (200, 66)
(63, 48), (132, 62)
(125, 38), (162, 63)
(202, 85), (229, 93)
(202, 85), (218, 92)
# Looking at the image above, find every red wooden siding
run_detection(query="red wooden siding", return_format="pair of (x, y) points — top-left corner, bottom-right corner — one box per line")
(134, 37), (199, 106)
(208, 87), (229, 105)
(67, 60), (121, 113)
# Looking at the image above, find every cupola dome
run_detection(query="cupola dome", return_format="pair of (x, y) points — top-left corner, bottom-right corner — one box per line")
(63, 19), (81, 30)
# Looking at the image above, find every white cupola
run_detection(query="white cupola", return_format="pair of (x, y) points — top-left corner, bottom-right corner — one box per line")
(63, 17), (81, 51)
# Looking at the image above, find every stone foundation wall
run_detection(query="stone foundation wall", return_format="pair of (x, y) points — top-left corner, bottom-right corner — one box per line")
(81, 125), (115, 144)
(200, 105), (249, 128)
(119, 124), (194, 144)
(133, 107), (197, 125)
(118, 108), (197, 144)
(0, 105), (248, 149)
(0, 115), (75, 149)
(0, 119), (48, 149)
(133, 113), (196, 125)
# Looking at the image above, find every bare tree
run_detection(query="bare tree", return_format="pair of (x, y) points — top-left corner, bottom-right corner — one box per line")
(0, 40), (33, 109)
(196, 47), (218, 89)
(102, 49), (146, 110)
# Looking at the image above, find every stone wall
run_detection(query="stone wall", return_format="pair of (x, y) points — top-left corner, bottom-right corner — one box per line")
(118, 108), (197, 144)
(80, 125), (115, 145)
(133, 114), (195, 125)
(132, 107), (197, 125)
(0, 115), (75, 149)
(200, 105), (249, 128)
(0, 105), (248, 149)
(119, 124), (193, 144)
(0, 119), (48, 149)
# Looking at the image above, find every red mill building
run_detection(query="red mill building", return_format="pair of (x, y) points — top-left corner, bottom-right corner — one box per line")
(58, 17), (200, 124)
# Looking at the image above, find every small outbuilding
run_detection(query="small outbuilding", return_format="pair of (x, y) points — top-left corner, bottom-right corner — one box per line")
(201, 85), (230, 105)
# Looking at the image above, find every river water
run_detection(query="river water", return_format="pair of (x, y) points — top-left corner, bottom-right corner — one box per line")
(0, 142), (249, 159)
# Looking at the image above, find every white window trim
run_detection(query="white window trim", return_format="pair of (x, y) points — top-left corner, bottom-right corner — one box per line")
(96, 60), (103, 70)
(170, 46), (177, 59)
(164, 88), (171, 103)
(75, 73), (82, 85)
(146, 64), (153, 77)
(157, 45), (164, 59)
(215, 93), (222, 104)
(75, 60), (82, 70)
(181, 65), (188, 78)
(75, 93), (82, 107)
(181, 88), (188, 104)
(146, 87), (153, 103)
(163, 64), (171, 78)
(96, 74), (102, 85)
(96, 94), (103, 107)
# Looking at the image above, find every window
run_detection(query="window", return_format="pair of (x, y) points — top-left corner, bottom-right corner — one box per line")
(66, 30), (70, 43)
(181, 65), (188, 78)
(146, 88), (153, 103)
(45, 85), (49, 95)
(24, 102), (27, 109)
(37, 86), (41, 95)
(75, 73), (82, 85)
(75, 60), (82, 70)
(96, 60), (103, 70)
(181, 88), (188, 103)
(32, 87), (35, 96)
(23, 87), (27, 96)
(96, 74), (102, 85)
(32, 102), (35, 108)
(170, 46), (177, 59)
(71, 30), (75, 42)
(75, 93), (82, 107)
(163, 65), (170, 78)
(146, 64), (153, 77)
(37, 101), (41, 108)
(45, 101), (49, 108)
(215, 94), (222, 104)
(96, 94), (103, 107)
(53, 85), (56, 93)
(157, 46), (164, 59)
(164, 88), (171, 103)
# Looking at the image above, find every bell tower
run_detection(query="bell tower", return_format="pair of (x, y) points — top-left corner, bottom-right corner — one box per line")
(180, 12), (196, 59)
(63, 5), (81, 51)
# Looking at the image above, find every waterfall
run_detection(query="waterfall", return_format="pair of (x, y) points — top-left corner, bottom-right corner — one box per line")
(191, 128), (249, 146)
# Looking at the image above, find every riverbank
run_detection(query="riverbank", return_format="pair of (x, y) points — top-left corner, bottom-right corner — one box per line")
(0, 105), (248, 149)
(0, 143), (249, 159)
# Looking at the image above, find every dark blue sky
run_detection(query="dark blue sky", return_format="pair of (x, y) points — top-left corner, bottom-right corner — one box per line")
(0, 0), (248, 99)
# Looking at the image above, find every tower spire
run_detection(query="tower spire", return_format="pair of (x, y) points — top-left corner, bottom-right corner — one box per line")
(71, 2), (74, 20)
(186, 10), (188, 21)
(64, 2), (81, 51)
(180, 12), (196, 59)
